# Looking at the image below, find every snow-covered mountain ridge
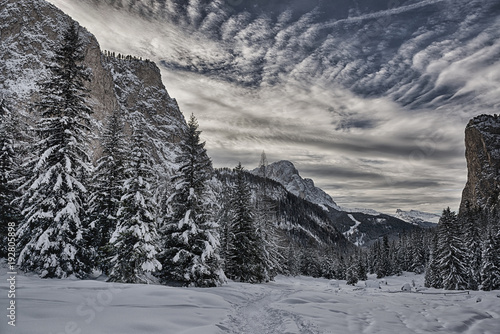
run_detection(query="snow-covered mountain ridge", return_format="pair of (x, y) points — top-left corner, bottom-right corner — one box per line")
(393, 209), (440, 227)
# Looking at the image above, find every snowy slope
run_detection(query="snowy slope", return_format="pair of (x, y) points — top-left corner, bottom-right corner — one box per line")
(393, 209), (440, 227)
(344, 214), (365, 246)
(2, 260), (499, 334)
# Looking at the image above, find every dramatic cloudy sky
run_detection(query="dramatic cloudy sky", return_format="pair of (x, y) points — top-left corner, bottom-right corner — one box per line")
(48, 0), (500, 214)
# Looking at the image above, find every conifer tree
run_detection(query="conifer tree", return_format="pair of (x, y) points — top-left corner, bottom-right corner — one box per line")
(356, 250), (368, 281)
(346, 256), (359, 286)
(215, 178), (233, 274)
(0, 100), (21, 257)
(226, 163), (266, 283)
(436, 208), (468, 290)
(367, 241), (378, 275)
(108, 120), (161, 283)
(481, 231), (500, 291)
(336, 255), (347, 280)
(88, 109), (127, 274)
(159, 114), (224, 287)
(410, 231), (426, 274)
(376, 235), (391, 278)
(424, 233), (442, 288)
(462, 203), (482, 290)
(254, 151), (284, 280)
(320, 253), (337, 279)
(398, 234), (411, 272)
(299, 247), (321, 277)
(286, 242), (301, 276)
(16, 24), (93, 278)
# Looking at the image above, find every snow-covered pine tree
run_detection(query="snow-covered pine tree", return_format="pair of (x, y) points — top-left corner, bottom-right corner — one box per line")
(213, 174), (235, 276)
(108, 119), (162, 283)
(0, 99), (21, 257)
(461, 203), (482, 290)
(346, 256), (358, 286)
(254, 151), (284, 280)
(16, 24), (93, 278)
(424, 233), (442, 288)
(398, 234), (412, 272)
(356, 250), (368, 281)
(286, 242), (301, 276)
(299, 247), (321, 277)
(159, 114), (224, 287)
(320, 252), (337, 279)
(336, 255), (347, 280)
(436, 208), (468, 290)
(480, 230), (500, 291)
(88, 109), (127, 274)
(410, 231), (426, 274)
(226, 163), (266, 283)
(376, 235), (391, 278)
(390, 239), (403, 276)
(367, 240), (378, 275)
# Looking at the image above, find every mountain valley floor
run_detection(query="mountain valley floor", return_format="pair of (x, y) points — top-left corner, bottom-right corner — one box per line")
(1, 259), (499, 334)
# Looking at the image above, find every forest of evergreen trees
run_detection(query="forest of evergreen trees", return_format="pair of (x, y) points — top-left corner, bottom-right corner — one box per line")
(0, 24), (288, 286)
(1, 24), (499, 290)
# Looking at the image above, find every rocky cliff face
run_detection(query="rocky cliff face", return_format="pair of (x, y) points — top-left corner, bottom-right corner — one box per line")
(0, 0), (186, 168)
(252, 160), (340, 211)
(1, 0), (112, 117)
(459, 114), (500, 213)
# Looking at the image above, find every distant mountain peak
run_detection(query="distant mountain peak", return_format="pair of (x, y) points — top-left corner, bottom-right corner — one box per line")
(392, 209), (440, 227)
(251, 160), (424, 246)
(251, 160), (340, 211)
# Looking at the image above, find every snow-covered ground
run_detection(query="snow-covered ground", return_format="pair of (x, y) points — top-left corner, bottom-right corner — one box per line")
(1, 261), (499, 334)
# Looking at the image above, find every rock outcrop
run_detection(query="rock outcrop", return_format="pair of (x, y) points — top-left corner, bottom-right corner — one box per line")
(0, 0), (187, 168)
(459, 114), (500, 213)
(252, 160), (340, 211)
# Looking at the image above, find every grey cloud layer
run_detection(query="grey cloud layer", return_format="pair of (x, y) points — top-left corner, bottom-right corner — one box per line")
(48, 0), (500, 213)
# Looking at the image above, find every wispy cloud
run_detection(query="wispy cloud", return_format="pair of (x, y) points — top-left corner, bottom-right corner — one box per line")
(48, 0), (500, 213)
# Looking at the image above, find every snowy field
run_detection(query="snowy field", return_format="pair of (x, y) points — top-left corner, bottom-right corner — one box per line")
(1, 260), (499, 334)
